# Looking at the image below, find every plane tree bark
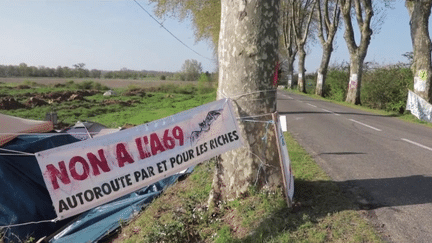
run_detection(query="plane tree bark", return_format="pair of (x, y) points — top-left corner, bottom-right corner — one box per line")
(291, 0), (317, 93)
(210, 0), (283, 205)
(281, 0), (297, 89)
(315, 0), (341, 96)
(340, 0), (373, 104)
(406, 0), (432, 102)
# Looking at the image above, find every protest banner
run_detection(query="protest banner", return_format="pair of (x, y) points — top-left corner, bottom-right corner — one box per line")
(406, 90), (432, 123)
(272, 113), (294, 207)
(36, 98), (243, 220)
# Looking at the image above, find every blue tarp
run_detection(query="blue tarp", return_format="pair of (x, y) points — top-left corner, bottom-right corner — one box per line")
(49, 174), (186, 243)
(0, 134), (79, 242)
(0, 134), (190, 242)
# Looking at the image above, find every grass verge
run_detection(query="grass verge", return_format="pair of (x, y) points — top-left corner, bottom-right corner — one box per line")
(287, 89), (432, 129)
(106, 132), (382, 242)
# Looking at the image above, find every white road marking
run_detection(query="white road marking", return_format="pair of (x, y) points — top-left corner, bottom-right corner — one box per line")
(401, 138), (432, 152)
(349, 119), (382, 132)
(307, 103), (317, 108)
(321, 108), (341, 116)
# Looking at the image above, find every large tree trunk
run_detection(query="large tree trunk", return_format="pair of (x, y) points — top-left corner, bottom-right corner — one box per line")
(345, 54), (365, 104)
(286, 56), (295, 89)
(341, 0), (373, 105)
(297, 47), (307, 93)
(280, 0), (297, 89)
(211, 0), (283, 204)
(315, 0), (340, 97)
(406, 0), (432, 102)
(316, 43), (333, 96)
(290, 0), (316, 94)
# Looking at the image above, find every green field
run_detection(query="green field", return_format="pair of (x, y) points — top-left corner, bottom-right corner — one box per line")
(0, 79), (213, 127)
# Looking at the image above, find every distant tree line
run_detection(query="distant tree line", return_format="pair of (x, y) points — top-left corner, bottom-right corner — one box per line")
(0, 63), (102, 79)
(0, 63), (175, 80)
(0, 59), (213, 82)
(103, 67), (173, 80)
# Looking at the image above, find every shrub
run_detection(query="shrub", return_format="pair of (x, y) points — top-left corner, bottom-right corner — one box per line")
(65, 80), (75, 87)
(361, 65), (413, 113)
(160, 75), (166, 80)
(198, 73), (216, 94)
(16, 84), (31, 89)
(93, 82), (109, 91)
(127, 84), (140, 92)
(22, 80), (37, 86)
(177, 84), (197, 94)
(174, 73), (186, 81)
(53, 83), (66, 88)
(75, 80), (94, 89)
(198, 73), (210, 83)
(324, 65), (350, 101)
(305, 73), (316, 94)
(74, 80), (109, 90)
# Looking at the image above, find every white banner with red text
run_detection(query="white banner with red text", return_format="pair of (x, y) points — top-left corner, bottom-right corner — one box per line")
(36, 98), (243, 220)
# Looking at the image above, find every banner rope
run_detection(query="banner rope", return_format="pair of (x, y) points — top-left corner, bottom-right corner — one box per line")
(218, 89), (277, 100)
(82, 124), (93, 139)
(0, 153), (36, 156)
(0, 132), (107, 135)
(254, 120), (275, 186)
(217, 89), (276, 120)
(0, 218), (58, 230)
(0, 148), (35, 156)
(237, 113), (274, 120)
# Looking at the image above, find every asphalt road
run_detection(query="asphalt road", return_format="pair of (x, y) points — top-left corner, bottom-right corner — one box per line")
(277, 90), (432, 243)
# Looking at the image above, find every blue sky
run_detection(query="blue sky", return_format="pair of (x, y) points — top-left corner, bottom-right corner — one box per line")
(0, 1), (427, 73)
(0, 0), (216, 72)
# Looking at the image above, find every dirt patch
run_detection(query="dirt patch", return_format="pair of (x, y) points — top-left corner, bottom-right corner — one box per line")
(41, 90), (98, 103)
(16, 85), (31, 89)
(0, 90), (102, 110)
(123, 89), (146, 97)
(101, 99), (140, 106)
(25, 97), (48, 107)
(0, 97), (26, 110)
(68, 93), (85, 101)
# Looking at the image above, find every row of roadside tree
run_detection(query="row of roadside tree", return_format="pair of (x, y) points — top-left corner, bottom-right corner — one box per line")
(149, 0), (432, 105)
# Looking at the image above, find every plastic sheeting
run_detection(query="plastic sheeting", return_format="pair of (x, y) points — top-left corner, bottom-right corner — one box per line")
(406, 90), (432, 123)
(0, 113), (53, 146)
(0, 133), (192, 242)
(0, 134), (79, 242)
(49, 175), (186, 242)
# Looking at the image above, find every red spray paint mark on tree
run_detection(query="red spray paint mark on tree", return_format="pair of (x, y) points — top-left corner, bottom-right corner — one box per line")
(273, 61), (280, 86)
